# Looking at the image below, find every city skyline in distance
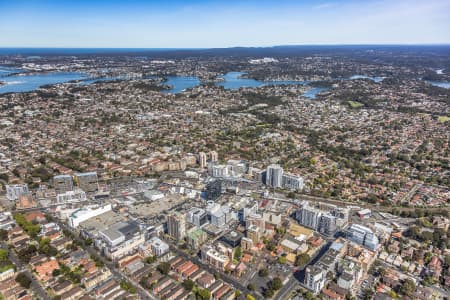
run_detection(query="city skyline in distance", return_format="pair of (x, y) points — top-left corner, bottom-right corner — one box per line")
(1, 0), (450, 48)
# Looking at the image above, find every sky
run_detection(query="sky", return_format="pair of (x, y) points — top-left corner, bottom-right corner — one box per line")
(0, 0), (450, 48)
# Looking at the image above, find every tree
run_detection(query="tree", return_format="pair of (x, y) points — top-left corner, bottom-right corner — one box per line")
(264, 288), (274, 298)
(197, 288), (211, 300)
(363, 289), (374, 300)
(269, 277), (282, 291)
(265, 240), (276, 251)
(44, 214), (54, 222)
(423, 276), (436, 286)
(377, 267), (386, 277)
(277, 256), (287, 264)
(17, 245), (37, 263)
(0, 173), (8, 184)
(247, 283), (256, 291)
(287, 191), (297, 198)
(234, 246), (242, 260)
(38, 238), (58, 257)
(424, 252), (432, 264)
(52, 269), (61, 277)
(276, 227), (286, 235)
(120, 280), (136, 294)
(258, 268), (269, 277)
(400, 278), (416, 296)
(304, 291), (314, 300)
(15, 272), (31, 289)
(0, 229), (8, 241)
(139, 276), (150, 289)
(388, 290), (398, 298)
(13, 213), (40, 238)
(182, 279), (194, 291)
(444, 255), (450, 266)
(90, 254), (104, 267)
(157, 262), (170, 275)
(0, 249), (8, 261)
(295, 253), (310, 267)
(30, 167), (52, 182)
(145, 255), (157, 264)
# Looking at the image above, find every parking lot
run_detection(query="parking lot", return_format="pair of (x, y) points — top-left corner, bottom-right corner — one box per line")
(127, 194), (185, 217)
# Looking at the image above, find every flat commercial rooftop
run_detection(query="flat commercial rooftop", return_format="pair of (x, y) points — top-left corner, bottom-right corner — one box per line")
(78, 210), (126, 235)
(101, 221), (140, 242)
(127, 194), (185, 217)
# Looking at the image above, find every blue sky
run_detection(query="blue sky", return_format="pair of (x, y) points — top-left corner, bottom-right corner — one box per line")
(0, 0), (449, 48)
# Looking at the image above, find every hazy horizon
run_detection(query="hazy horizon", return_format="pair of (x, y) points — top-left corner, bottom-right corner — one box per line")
(1, 0), (450, 48)
(1, 44), (450, 51)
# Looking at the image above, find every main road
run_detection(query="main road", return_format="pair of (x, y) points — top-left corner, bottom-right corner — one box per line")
(276, 274), (298, 300)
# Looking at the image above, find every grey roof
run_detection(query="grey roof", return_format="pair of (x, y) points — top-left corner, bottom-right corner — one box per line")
(54, 174), (72, 179)
(116, 222), (139, 238)
(340, 272), (354, 281)
(306, 265), (323, 276)
(101, 227), (123, 242)
(101, 221), (140, 242)
(318, 253), (337, 267)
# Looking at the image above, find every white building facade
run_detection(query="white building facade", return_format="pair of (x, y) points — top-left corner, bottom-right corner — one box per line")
(266, 164), (283, 188)
(56, 189), (86, 204)
(68, 204), (112, 228)
(6, 184), (29, 201)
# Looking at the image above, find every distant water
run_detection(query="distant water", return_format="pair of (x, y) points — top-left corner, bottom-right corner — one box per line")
(78, 75), (137, 85)
(162, 72), (328, 98)
(217, 72), (307, 90)
(304, 87), (328, 99)
(78, 77), (115, 85)
(163, 76), (201, 94)
(348, 75), (384, 82)
(0, 66), (22, 76)
(0, 67), (393, 97)
(216, 72), (327, 98)
(1, 45), (450, 57)
(2, 61), (448, 102)
(216, 72), (264, 89)
(0, 68), (86, 94)
(427, 80), (450, 89)
(0, 65), (134, 93)
(162, 72), (307, 93)
(0, 66), (387, 97)
(0, 69), (319, 96)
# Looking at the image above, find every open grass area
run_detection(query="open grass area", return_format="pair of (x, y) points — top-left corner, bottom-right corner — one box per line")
(437, 116), (450, 123)
(348, 100), (364, 108)
(0, 262), (14, 273)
